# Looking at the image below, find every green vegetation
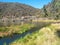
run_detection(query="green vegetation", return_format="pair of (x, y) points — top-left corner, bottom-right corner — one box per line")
(0, 24), (35, 37)
(3, 42), (7, 45)
(10, 24), (60, 45)
(16, 24), (35, 33)
(0, 27), (9, 32)
(0, 0), (60, 45)
(43, 5), (48, 17)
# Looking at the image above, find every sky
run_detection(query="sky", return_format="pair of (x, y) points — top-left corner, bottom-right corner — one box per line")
(0, 0), (52, 9)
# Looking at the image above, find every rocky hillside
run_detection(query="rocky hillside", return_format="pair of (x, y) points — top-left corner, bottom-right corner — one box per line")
(0, 2), (40, 18)
(0, 0), (60, 19)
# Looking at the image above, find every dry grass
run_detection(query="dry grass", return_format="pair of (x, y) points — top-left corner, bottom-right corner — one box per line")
(0, 24), (35, 37)
(33, 20), (60, 22)
(10, 23), (60, 45)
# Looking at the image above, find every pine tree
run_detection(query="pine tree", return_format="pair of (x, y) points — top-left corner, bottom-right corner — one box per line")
(43, 5), (48, 17)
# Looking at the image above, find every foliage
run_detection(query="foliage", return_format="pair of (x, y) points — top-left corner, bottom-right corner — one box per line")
(3, 42), (7, 45)
(17, 24), (35, 33)
(43, 5), (48, 17)
(0, 24), (35, 37)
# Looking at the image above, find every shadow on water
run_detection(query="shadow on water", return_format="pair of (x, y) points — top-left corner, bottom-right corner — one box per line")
(0, 22), (50, 45)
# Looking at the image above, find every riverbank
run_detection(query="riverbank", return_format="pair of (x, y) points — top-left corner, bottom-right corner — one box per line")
(10, 23), (60, 45)
(0, 24), (35, 37)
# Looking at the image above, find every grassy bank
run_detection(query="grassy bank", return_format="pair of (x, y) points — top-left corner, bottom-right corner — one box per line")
(10, 23), (60, 45)
(33, 20), (60, 23)
(0, 24), (35, 37)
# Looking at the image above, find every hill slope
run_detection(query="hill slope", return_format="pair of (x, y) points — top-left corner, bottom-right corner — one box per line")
(0, 0), (60, 19)
(0, 2), (39, 18)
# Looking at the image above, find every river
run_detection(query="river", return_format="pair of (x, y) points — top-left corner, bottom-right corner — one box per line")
(0, 22), (50, 45)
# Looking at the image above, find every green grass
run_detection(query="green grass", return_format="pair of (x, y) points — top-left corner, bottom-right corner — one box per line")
(0, 24), (35, 37)
(0, 27), (9, 32)
(10, 24), (60, 45)
(17, 24), (35, 33)
(3, 42), (7, 45)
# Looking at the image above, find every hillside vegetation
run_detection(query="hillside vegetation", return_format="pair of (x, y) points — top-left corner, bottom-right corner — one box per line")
(40, 0), (60, 19)
(0, 0), (60, 19)
(0, 2), (39, 18)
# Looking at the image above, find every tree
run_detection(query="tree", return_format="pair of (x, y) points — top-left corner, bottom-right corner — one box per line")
(43, 5), (48, 17)
(0, 9), (2, 14)
(0, 9), (1, 12)
(55, 15), (59, 20)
